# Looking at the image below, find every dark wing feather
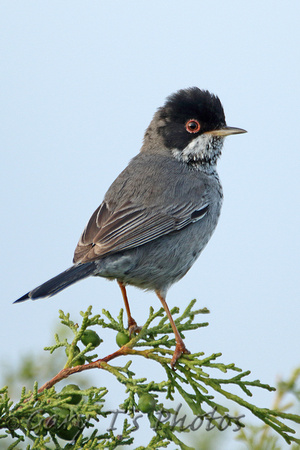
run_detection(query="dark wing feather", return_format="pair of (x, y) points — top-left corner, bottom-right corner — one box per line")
(73, 198), (209, 264)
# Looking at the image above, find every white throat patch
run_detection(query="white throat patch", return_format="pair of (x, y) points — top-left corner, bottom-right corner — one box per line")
(172, 134), (223, 169)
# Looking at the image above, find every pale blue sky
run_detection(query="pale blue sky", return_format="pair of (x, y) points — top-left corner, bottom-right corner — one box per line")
(1, 2), (299, 448)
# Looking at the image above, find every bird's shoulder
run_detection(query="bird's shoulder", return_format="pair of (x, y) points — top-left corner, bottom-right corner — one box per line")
(104, 152), (212, 208)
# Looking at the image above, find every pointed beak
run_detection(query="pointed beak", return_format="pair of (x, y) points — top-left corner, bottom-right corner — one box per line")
(206, 126), (247, 137)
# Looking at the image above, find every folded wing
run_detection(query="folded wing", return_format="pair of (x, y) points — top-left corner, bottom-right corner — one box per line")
(74, 199), (209, 263)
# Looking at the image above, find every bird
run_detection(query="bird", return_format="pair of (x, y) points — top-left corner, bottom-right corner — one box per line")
(14, 87), (246, 368)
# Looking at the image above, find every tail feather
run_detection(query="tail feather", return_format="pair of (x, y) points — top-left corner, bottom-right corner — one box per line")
(14, 262), (96, 303)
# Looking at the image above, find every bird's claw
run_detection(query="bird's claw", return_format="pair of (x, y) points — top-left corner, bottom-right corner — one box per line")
(128, 318), (142, 336)
(170, 342), (190, 370)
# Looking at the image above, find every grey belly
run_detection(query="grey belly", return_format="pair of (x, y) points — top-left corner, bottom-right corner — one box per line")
(93, 213), (219, 294)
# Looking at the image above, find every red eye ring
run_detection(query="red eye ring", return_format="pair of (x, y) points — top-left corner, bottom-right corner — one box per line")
(185, 119), (201, 134)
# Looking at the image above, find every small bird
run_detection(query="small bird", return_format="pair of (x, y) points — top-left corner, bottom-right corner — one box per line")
(14, 88), (246, 368)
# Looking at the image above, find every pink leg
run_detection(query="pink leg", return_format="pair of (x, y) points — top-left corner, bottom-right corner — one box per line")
(156, 290), (190, 369)
(117, 281), (141, 335)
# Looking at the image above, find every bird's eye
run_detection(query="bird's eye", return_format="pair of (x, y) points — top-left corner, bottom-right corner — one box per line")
(185, 119), (201, 134)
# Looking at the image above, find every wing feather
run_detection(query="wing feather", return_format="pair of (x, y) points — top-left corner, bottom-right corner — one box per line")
(74, 199), (209, 264)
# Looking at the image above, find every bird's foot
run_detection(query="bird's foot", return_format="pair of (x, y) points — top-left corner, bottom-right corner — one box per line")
(128, 317), (142, 336)
(170, 341), (190, 370)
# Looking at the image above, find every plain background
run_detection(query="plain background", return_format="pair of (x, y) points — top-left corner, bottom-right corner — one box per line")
(1, 1), (299, 448)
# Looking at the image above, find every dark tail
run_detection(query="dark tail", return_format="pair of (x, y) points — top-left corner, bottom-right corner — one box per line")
(14, 262), (96, 303)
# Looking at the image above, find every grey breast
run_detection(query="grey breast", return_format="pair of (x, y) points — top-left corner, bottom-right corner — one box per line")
(93, 153), (223, 293)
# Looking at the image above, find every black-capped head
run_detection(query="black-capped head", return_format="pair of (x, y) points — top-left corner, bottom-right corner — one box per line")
(158, 88), (226, 150)
(142, 87), (246, 167)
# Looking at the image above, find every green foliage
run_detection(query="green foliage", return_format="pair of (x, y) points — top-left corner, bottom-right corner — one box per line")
(237, 368), (300, 450)
(0, 300), (299, 449)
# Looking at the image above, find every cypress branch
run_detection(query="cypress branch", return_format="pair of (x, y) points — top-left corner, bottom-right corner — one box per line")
(1, 300), (299, 448)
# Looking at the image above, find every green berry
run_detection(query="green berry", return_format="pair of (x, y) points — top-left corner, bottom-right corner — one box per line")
(55, 424), (80, 441)
(81, 330), (102, 348)
(138, 393), (156, 413)
(61, 384), (81, 405)
(52, 406), (70, 419)
(52, 407), (82, 441)
(65, 345), (80, 358)
(116, 331), (130, 347)
(73, 356), (85, 366)
(65, 345), (85, 366)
